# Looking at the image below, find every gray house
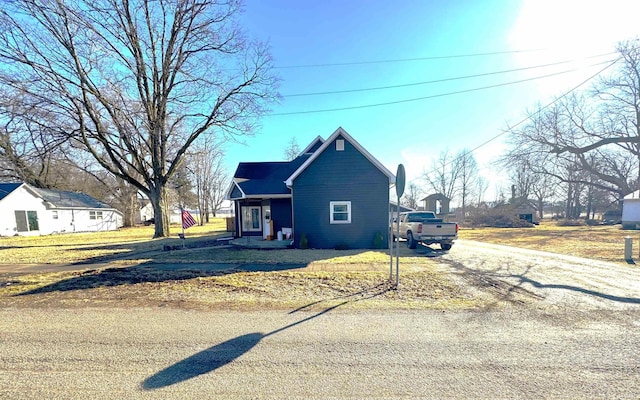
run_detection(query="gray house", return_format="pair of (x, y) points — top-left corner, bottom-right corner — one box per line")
(227, 127), (395, 249)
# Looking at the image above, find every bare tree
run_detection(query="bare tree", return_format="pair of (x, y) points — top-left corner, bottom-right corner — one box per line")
(0, 0), (279, 237)
(505, 41), (640, 199)
(422, 149), (460, 200)
(188, 138), (228, 222)
(401, 182), (423, 210)
(283, 137), (301, 161)
(456, 149), (478, 218)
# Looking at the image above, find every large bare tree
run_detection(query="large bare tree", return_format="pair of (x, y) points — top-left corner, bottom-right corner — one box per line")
(0, 0), (279, 237)
(504, 40), (640, 201)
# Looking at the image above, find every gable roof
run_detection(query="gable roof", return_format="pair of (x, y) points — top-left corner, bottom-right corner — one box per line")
(298, 135), (325, 156)
(31, 187), (118, 210)
(228, 155), (310, 199)
(0, 182), (120, 212)
(624, 190), (640, 200)
(285, 127), (395, 187)
(0, 182), (23, 202)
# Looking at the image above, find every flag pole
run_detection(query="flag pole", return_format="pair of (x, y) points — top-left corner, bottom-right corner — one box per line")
(180, 205), (186, 248)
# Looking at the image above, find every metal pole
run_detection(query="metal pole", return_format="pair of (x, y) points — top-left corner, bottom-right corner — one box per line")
(395, 194), (400, 287)
(389, 201), (393, 281)
(181, 206), (186, 249)
(624, 236), (632, 261)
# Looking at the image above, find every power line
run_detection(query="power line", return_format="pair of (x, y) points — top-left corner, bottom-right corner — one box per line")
(282, 52), (618, 97)
(465, 57), (621, 160)
(275, 49), (545, 69)
(269, 59), (617, 116)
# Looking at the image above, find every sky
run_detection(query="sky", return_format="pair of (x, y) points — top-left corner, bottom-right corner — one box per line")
(224, 0), (640, 203)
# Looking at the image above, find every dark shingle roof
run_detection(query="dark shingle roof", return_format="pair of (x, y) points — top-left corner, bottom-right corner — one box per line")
(31, 187), (116, 209)
(232, 155), (310, 197)
(0, 182), (22, 201)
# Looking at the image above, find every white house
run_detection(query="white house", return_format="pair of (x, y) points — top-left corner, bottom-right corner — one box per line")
(0, 182), (123, 236)
(622, 190), (640, 228)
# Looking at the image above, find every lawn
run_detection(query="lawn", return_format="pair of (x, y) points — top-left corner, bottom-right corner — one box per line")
(0, 218), (633, 265)
(0, 218), (635, 311)
(458, 220), (634, 264)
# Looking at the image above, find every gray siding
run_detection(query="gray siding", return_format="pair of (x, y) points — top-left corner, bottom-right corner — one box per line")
(292, 135), (389, 249)
(229, 184), (243, 199)
(270, 198), (292, 234)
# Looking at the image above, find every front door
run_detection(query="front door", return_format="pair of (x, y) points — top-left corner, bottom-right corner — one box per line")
(241, 206), (262, 235)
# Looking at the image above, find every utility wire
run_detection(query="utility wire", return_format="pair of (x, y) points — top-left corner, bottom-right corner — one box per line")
(464, 57), (621, 160)
(275, 49), (545, 69)
(269, 59), (616, 116)
(282, 52), (618, 97)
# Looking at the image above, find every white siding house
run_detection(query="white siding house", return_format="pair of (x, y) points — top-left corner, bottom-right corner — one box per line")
(622, 190), (640, 228)
(0, 182), (123, 236)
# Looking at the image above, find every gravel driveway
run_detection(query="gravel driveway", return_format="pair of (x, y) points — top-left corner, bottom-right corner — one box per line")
(441, 239), (640, 310)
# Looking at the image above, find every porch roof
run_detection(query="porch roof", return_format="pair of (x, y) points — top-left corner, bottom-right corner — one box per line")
(229, 155), (310, 199)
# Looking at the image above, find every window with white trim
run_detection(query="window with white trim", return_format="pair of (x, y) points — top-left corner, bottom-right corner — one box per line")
(90, 211), (103, 220)
(14, 210), (39, 232)
(330, 201), (351, 224)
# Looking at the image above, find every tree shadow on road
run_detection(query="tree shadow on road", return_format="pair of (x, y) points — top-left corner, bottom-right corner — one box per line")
(13, 262), (308, 296)
(511, 274), (640, 304)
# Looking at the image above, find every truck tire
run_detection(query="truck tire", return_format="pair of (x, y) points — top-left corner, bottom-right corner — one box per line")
(407, 232), (417, 249)
(441, 243), (452, 251)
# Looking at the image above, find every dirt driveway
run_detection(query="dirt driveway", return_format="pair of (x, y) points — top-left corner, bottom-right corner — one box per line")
(440, 239), (640, 310)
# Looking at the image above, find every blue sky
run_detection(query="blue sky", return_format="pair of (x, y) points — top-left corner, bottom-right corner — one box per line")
(225, 0), (640, 201)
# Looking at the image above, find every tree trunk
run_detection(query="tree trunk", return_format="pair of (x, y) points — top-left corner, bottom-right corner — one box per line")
(150, 184), (170, 238)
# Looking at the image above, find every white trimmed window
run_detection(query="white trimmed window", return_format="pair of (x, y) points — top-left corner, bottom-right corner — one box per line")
(330, 201), (351, 224)
(90, 211), (103, 220)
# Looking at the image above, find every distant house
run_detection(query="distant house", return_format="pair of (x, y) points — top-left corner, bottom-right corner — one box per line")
(0, 182), (123, 236)
(227, 127), (395, 249)
(622, 190), (640, 228)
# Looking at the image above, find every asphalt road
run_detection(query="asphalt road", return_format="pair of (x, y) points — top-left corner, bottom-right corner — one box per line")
(1, 240), (640, 399)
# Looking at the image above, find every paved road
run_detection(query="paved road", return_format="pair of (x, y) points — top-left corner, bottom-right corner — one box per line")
(1, 241), (640, 398)
(1, 307), (639, 399)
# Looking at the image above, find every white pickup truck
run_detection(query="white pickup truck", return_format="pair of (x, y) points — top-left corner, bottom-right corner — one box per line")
(393, 211), (458, 250)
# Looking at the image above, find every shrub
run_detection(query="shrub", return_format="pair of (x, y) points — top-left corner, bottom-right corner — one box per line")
(373, 231), (385, 249)
(556, 219), (586, 227)
(299, 233), (309, 249)
(469, 214), (533, 228)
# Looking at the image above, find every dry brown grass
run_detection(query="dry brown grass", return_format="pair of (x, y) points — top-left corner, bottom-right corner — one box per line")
(1, 218), (635, 310)
(458, 220), (634, 263)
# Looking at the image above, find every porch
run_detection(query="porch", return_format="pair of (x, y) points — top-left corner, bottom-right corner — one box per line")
(230, 236), (294, 249)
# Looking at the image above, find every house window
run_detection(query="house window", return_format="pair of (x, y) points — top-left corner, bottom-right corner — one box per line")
(336, 139), (345, 151)
(14, 210), (39, 232)
(52, 211), (58, 220)
(90, 211), (103, 220)
(330, 201), (351, 224)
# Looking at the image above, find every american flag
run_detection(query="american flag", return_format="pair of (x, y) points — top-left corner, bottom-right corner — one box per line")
(181, 209), (197, 229)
